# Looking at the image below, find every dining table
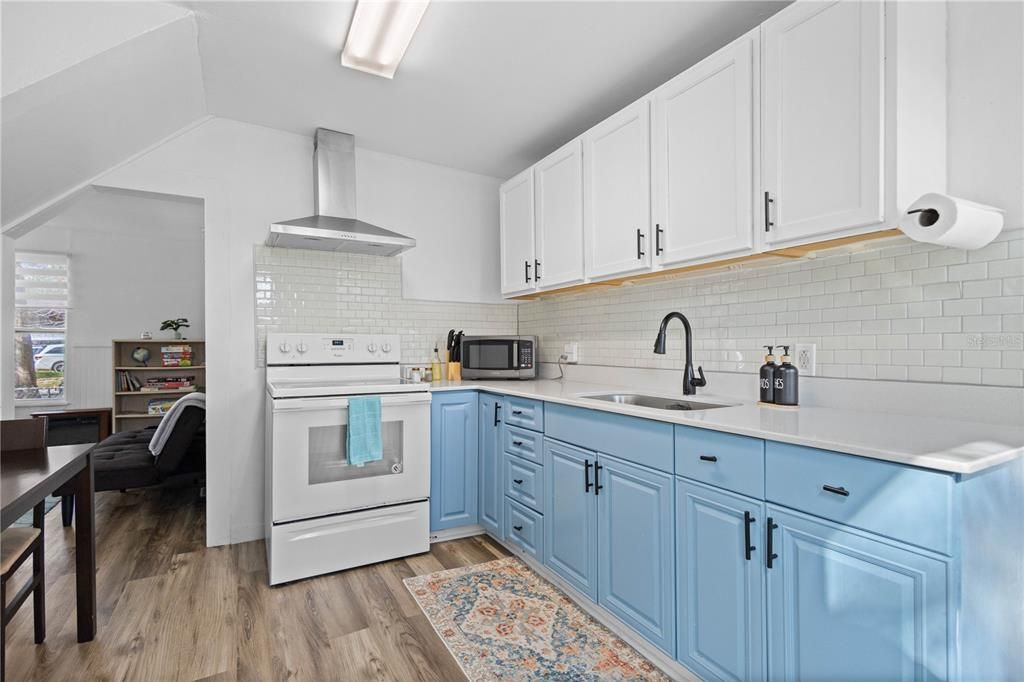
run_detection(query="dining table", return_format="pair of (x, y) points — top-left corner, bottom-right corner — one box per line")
(1, 443), (96, 642)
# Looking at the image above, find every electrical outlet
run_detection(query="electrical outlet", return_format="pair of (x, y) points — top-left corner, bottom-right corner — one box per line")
(563, 342), (579, 364)
(795, 343), (816, 376)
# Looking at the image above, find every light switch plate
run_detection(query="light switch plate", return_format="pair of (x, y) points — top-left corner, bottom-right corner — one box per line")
(795, 343), (816, 375)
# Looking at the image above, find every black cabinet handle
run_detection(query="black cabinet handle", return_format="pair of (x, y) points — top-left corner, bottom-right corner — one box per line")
(525, 260), (532, 283)
(493, 402), (501, 426)
(655, 224), (664, 255)
(513, 525), (523, 532)
(764, 191), (774, 232)
(744, 511), (756, 561)
(513, 479), (523, 485)
(636, 228), (645, 259)
(766, 517), (778, 569)
(512, 440), (523, 446)
(512, 410), (523, 415)
(822, 484), (850, 497)
(593, 462), (604, 495)
(584, 460), (593, 493)
(699, 455), (718, 463)
(535, 259), (541, 281)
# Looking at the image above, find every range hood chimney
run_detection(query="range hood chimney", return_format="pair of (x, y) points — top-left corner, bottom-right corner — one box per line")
(267, 129), (415, 256)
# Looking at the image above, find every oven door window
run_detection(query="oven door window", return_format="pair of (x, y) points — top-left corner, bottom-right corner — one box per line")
(464, 340), (514, 370)
(307, 422), (404, 485)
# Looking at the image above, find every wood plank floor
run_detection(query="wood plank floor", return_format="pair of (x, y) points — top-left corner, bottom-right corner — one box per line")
(3, 488), (510, 681)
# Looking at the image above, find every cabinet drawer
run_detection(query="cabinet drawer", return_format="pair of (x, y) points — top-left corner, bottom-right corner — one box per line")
(676, 426), (764, 499)
(504, 453), (544, 513)
(503, 396), (544, 432)
(505, 498), (544, 562)
(765, 442), (955, 554)
(545, 403), (674, 473)
(504, 425), (542, 464)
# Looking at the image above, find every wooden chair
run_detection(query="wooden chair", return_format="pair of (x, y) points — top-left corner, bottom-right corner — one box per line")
(0, 418), (48, 681)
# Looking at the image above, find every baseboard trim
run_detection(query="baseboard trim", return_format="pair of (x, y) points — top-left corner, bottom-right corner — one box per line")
(429, 524), (486, 543)
(484, 533), (700, 682)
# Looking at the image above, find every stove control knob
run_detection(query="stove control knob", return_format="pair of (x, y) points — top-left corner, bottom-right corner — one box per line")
(381, 343), (392, 353)
(296, 343), (308, 354)
(278, 342), (291, 353)
(367, 343), (378, 353)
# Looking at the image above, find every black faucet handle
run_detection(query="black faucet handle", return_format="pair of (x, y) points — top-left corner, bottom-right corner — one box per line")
(691, 366), (707, 388)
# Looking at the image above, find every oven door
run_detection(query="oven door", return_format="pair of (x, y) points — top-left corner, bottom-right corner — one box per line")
(270, 392), (431, 523)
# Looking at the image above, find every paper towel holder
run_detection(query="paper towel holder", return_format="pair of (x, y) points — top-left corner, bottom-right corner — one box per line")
(907, 207), (940, 227)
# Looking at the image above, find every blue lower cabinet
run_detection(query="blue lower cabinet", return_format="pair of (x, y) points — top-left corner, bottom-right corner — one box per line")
(766, 506), (949, 682)
(677, 479), (765, 682)
(597, 453), (676, 655)
(478, 394), (503, 536)
(429, 391), (479, 531)
(543, 438), (599, 601)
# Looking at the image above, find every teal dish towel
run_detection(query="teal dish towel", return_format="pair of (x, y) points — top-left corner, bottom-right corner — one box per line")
(347, 396), (383, 467)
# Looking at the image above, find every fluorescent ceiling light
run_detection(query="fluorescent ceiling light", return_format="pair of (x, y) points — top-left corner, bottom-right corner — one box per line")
(342, 0), (430, 79)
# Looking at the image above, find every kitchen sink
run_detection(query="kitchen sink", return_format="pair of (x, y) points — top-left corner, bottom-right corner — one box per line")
(581, 393), (736, 411)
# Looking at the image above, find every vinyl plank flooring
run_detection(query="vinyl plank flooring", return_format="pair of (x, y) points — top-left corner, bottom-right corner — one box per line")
(4, 489), (506, 681)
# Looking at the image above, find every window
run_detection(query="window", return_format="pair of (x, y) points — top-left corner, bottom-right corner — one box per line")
(14, 252), (69, 403)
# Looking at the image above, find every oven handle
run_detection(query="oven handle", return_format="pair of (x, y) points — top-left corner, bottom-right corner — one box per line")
(272, 393), (432, 411)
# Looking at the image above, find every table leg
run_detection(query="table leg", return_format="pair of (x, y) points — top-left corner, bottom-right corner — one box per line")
(74, 452), (96, 642)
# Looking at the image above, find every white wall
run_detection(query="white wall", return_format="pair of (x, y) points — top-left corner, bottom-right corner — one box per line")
(97, 117), (505, 545)
(0, 235), (15, 419)
(11, 189), (204, 415)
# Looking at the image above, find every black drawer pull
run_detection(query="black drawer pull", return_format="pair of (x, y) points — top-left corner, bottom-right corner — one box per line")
(744, 511), (756, 561)
(513, 440), (523, 446)
(513, 479), (523, 485)
(512, 410), (523, 415)
(822, 484), (850, 497)
(512, 525), (523, 532)
(699, 455), (718, 462)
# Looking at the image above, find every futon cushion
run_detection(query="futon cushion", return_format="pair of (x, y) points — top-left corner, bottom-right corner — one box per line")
(90, 428), (162, 490)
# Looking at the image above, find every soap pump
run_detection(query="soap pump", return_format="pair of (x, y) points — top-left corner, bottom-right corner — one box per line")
(774, 345), (799, 406)
(759, 345), (777, 403)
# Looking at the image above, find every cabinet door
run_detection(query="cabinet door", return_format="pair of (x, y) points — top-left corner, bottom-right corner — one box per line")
(766, 507), (948, 681)
(429, 392), (479, 531)
(583, 100), (652, 280)
(597, 453), (675, 654)
(677, 480), (765, 682)
(543, 439), (598, 601)
(652, 34), (755, 267)
(478, 394), (503, 536)
(761, 0), (883, 245)
(535, 139), (585, 290)
(499, 168), (536, 296)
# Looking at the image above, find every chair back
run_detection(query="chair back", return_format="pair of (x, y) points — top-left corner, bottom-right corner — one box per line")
(1, 416), (48, 455)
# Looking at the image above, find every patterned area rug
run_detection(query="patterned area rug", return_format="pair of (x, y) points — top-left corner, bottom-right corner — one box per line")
(404, 557), (670, 681)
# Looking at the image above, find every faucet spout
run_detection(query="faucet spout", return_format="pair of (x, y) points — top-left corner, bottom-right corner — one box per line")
(653, 312), (707, 396)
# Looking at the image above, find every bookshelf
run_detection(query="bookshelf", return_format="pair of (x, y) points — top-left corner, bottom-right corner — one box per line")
(112, 339), (205, 432)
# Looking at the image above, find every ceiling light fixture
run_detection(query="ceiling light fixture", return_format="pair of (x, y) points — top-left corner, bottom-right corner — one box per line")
(341, 0), (430, 79)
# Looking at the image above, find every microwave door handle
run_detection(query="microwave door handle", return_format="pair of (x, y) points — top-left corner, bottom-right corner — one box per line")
(512, 341), (518, 369)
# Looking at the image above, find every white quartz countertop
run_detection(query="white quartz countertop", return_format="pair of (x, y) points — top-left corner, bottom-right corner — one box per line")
(427, 378), (1024, 475)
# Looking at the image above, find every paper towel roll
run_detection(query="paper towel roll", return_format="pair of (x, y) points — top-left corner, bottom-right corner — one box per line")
(898, 193), (1004, 250)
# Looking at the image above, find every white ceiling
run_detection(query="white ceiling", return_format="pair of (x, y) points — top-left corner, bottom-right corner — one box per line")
(188, 0), (789, 178)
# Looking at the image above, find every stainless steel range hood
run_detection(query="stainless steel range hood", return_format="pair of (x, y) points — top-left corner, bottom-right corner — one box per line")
(267, 129), (415, 256)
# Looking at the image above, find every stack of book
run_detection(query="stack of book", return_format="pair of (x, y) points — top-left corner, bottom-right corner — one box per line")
(116, 371), (143, 392)
(161, 344), (194, 367)
(141, 376), (196, 392)
(147, 398), (178, 415)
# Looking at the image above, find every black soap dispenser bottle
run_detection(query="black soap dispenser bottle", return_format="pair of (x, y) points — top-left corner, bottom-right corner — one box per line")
(774, 345), (799, 406)
(759, 345), (776, 403)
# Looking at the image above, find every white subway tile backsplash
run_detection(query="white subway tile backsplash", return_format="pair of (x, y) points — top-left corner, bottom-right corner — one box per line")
(519, 232), (1023, 387)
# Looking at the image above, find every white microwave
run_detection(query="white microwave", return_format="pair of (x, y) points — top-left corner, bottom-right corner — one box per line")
(460, 336), (537, 380)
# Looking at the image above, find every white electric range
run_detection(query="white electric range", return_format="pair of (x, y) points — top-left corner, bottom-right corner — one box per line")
(265, 333), (431, 585)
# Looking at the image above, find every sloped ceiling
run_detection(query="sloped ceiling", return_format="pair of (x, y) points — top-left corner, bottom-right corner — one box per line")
(2, 0), (791, 231)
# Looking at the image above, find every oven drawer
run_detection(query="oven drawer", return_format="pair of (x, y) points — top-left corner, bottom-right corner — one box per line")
(504, 453), (544, 513)
(504, 425), (542, 464)
(503, 396), (544, 432)
(504, 499), (544, 563)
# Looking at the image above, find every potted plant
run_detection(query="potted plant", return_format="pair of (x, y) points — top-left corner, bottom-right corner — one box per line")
(160, 318), (191, 340)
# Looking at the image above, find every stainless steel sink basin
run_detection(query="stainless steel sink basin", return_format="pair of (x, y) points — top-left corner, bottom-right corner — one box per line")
(582, 393), (735, 411)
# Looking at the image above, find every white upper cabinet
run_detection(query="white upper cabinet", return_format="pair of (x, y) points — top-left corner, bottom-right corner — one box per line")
(761, 0), (884, 246)
(583, 100), (652, 280)
(652, 33), (756, 268)
(534, 139), (585, 290)
(499, 167), (536, 296)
